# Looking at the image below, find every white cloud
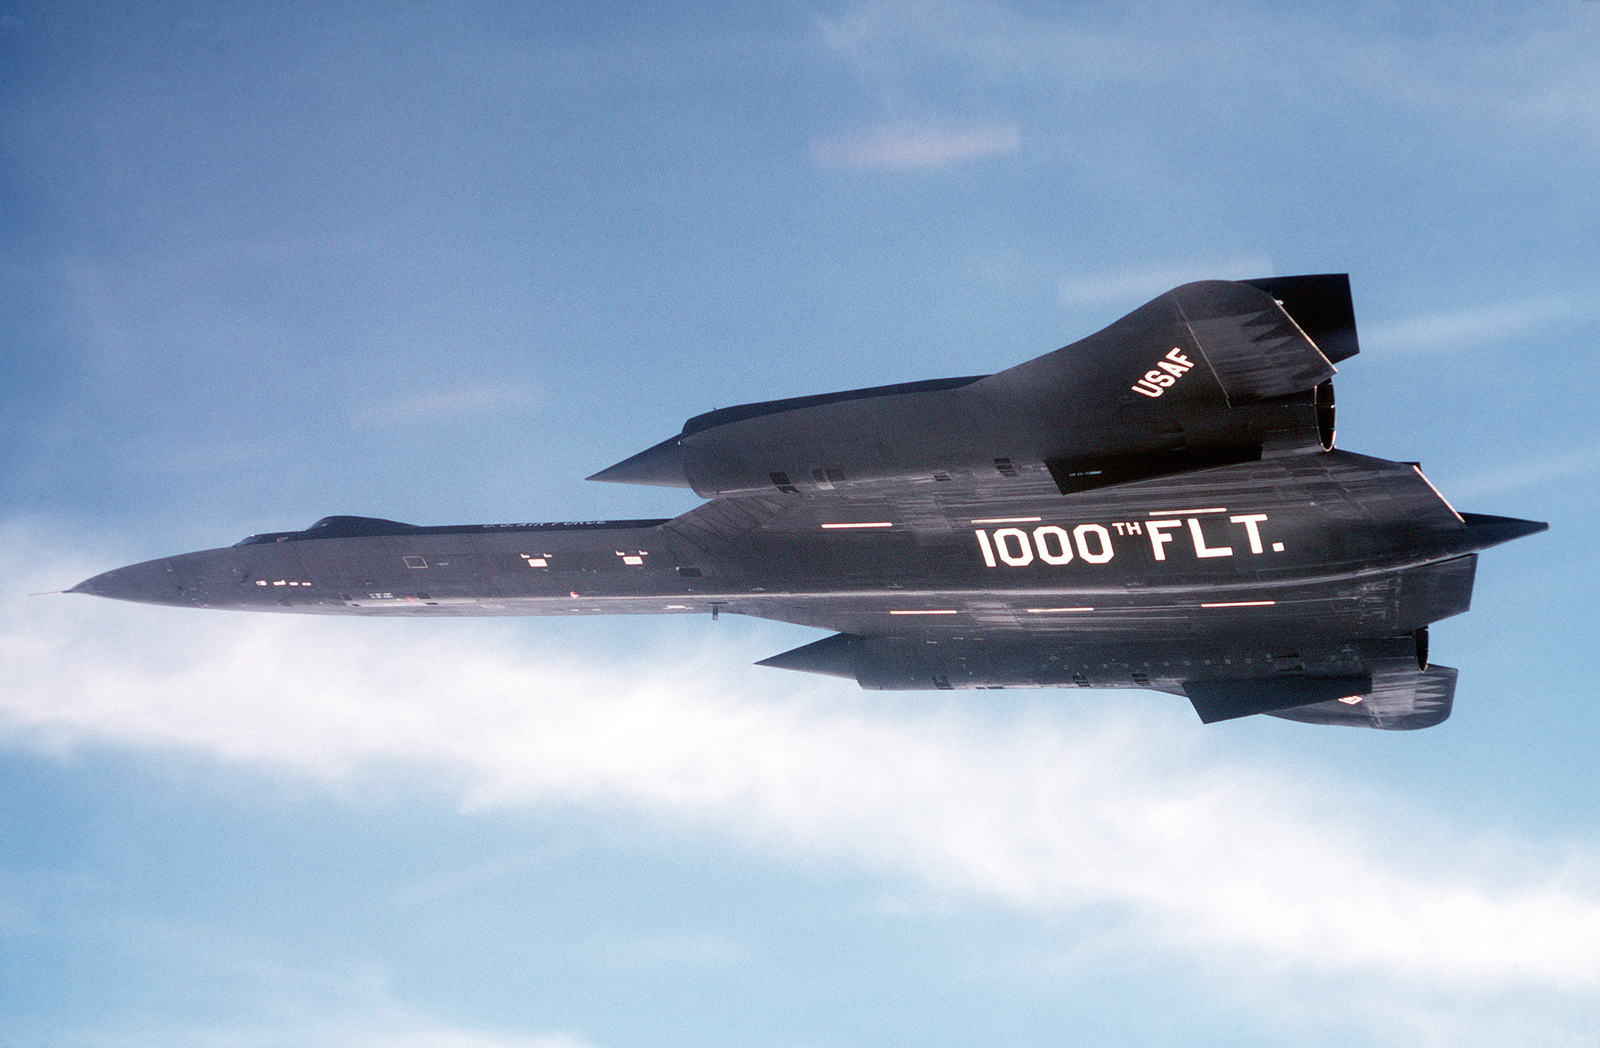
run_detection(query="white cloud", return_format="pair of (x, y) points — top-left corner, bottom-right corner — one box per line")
(580, 930), (749, 969)
(1444, 443), (1600, 500)
(1362, 294), (1578, 354)
(351, 385), (540, 429)
(391, 847), (573, 907)
(339, 1026), (594, 1048)
(810, 123), (1019, 170)
(6, 526), (1600, 1040)
(815, 2), (1600, 152)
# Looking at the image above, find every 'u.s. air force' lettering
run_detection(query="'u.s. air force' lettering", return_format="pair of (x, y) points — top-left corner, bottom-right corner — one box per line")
(1130, 347), (1195, 398)
(973, 513), (1285, 568)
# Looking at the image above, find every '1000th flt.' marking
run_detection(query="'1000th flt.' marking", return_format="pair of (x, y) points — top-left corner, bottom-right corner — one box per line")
(974, 514), (1284, 568)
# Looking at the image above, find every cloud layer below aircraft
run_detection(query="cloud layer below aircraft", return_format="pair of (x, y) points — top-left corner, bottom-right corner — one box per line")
(6, 524), (1599, 1045)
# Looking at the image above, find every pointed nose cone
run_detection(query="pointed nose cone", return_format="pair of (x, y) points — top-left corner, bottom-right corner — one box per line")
(69, 558), (193, 607)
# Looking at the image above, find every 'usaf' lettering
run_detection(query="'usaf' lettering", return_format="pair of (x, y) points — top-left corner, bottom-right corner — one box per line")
(1131, 347), (1195, 399)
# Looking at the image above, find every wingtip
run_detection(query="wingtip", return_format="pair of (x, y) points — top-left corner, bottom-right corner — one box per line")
(1458, 512), (1549, 547)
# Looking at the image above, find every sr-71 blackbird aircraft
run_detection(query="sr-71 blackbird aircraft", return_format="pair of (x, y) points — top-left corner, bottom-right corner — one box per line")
(72, 275), (1544, 729)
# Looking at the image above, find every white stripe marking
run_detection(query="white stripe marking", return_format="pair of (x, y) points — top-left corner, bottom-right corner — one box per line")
(1200, 600), (1276, 608)
(821, 521), (894, 529)
(1025, 607), (1094, 613)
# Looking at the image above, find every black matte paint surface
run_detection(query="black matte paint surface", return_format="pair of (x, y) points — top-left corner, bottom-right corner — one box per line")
(72, 278), (1545, 729)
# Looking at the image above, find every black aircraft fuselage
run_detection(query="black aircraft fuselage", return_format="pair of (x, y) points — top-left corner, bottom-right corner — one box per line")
(72, 275), (1545, 729)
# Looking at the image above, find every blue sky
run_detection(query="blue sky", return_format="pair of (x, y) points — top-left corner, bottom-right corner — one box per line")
(4, 2), (1600, 1045)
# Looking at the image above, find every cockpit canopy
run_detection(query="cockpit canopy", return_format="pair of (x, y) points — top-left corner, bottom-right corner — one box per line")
(234, 515), (420, 545)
